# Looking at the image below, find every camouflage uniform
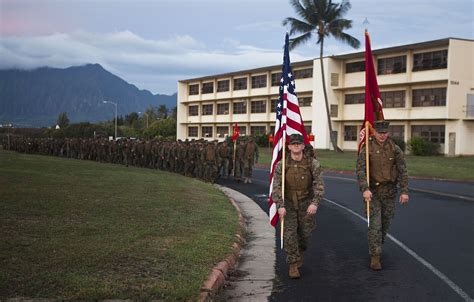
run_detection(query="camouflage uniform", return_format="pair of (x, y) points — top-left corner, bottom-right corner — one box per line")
(272, 155), (325, 264)
(356, 137), (408, 256)
(243, 139), (259, 183)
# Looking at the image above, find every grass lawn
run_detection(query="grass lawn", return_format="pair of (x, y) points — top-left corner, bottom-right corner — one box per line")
(259, 147), (474, 181)
(0, 150), (238, 300)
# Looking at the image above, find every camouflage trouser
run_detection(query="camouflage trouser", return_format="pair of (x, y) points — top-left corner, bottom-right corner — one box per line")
(218, 158), (229, 178)
(234, 159), (244, 180)
(365, 184), (397, 256)
(205, 161), (218, 182)
(283, 199), (315, 264)
(244, 158), (254, 178)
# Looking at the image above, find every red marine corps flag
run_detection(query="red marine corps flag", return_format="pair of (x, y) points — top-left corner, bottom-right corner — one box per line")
(360, 30), (385, 227)
(232, 123), (239, 142)
(358, 30), (385, 153)
(269, 33), (309, 227)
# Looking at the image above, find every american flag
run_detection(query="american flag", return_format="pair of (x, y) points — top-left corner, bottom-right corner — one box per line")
(269, 33), (309, 227)
(358, 30), (384, 153)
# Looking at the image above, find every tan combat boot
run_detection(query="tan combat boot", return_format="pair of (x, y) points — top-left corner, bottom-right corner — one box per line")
(370, 255), (382, 271)
(288, 263), (300, 279)
(297, 253), (304, 268)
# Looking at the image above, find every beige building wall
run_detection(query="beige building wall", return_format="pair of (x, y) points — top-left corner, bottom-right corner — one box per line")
(177, 38), (474, 155)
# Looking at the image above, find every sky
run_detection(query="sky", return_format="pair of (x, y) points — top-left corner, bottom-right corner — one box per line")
(1, 0), (473, 95)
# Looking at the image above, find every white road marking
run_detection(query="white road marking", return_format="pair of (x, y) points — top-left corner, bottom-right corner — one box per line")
(323, 175), (474, 202)
(324, 197), (473, 302)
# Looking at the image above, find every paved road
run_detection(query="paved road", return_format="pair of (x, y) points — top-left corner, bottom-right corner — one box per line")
(217, 168), (474, 302)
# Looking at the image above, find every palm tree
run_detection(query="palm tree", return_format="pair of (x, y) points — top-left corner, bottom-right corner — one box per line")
(283, 0), (360, 151)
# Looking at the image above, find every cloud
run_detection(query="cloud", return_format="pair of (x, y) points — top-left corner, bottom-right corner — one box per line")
(0, 30), (313, 94)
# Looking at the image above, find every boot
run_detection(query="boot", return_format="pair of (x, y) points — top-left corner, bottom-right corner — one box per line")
(297, 253), (304, 268)
(370, 255), (382, 271)
(289, 263), (300, 279)
(248, 178), (252, 183)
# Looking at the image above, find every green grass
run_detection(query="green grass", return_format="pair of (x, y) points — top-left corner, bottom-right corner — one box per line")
(0, 150), (238, 300)
(259, 147), (474, 181)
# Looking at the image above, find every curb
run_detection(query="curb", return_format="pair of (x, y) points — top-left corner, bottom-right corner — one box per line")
(198, 189), (247, 302)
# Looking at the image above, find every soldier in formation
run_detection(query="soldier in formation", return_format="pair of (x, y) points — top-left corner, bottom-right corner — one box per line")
(356, 120), (409, 270)
(272, 134), (325, 279)
(3, 135), (264, 185)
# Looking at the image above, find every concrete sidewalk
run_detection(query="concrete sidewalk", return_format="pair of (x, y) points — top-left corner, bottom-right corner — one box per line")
(218, 185), (276, 301)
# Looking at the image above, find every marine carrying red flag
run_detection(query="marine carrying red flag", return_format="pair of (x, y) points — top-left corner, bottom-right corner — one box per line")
(358, 30), (385, 153)
(232, 123), (239, 142)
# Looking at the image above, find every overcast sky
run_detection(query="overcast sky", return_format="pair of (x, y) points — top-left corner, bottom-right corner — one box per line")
(1, 0), (472, 95)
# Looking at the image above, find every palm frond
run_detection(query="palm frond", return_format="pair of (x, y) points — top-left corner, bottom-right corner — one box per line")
(283, 17), (315, 36)
(288, 32), (314, 50)
(338, 0), (352, 16)
(331, 30), (360, 49)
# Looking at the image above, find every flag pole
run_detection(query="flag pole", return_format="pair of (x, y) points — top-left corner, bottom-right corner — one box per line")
(233, 140), (237, 176)
(280, 131), (286, 250)
(365, 121), (370, 227)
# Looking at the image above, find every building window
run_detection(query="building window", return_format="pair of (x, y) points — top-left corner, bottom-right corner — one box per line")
(411, 125), (445, 144)
(299, 97), (312, 107)
(188, 105), (198, 116)
(346, 61), (365, 73)
(344, 125), (358, 141)
(378, 56), (406, 75)
(202, 126), (213, 138)
(345, 93), (365, 104)
(380, 90), (405, 108)
(251, 126), (266, 136)
(217, 80), (230, 92)
(270, 126), (275, 134)
(216, 126), (229, 138)
(189, 84), (199, 95)
(271, 99), (279, 112)
(413, 50), (448, 71)
(304, 125), (312, 135)
(412, 88), (446, 107)
(251, 75), (267, 88)
(239, 126), (247, 135)
(188, 126), (198, 137)
(251, 100), (266, 113)
(271, 72), (282, 86)
(217, 103), (229, 115)
(331, 73), (339, 86)
(330, 104), (338, 117)
(202, 104), (213, 115)
(388, 125), (405, 141)
(233, 102), (247, 114)
(233, 77), (247, 90)
(467, 94), (474, 117)
(201, 82), (214, 94)
(294, 68), (313, 79)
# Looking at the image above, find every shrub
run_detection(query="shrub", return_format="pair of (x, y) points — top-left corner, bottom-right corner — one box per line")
(407, 137), (440, 156)
(391, 137), (406, 152)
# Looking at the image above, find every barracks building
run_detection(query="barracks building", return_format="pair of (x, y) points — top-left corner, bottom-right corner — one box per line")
(176, 38), (474, 155)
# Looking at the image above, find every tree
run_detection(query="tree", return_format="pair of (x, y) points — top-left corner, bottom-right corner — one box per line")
(57, 112), (70, 128)
(170, 106), (177, 121)
(125, 112), (139, 127)
(143, 117), (176, 139)
(157, 104), (168, 119)
(283, 0), (360, 151)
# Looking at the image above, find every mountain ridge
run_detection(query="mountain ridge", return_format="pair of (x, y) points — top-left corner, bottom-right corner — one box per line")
(0, 64), (177, 127)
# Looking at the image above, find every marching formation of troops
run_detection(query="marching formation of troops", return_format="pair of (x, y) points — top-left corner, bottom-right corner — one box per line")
(2, 136), (259, 183)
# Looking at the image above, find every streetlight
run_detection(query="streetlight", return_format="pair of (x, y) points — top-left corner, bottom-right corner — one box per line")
(103, 100), (117, 140)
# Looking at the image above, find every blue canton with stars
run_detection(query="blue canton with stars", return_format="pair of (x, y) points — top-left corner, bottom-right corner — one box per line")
(276, 33), (297, 120)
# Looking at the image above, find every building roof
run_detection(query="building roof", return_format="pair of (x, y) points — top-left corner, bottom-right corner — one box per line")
(180, 59), (314, 83)
(180, 37), (473, 83)
(332, 37), (473, 60)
